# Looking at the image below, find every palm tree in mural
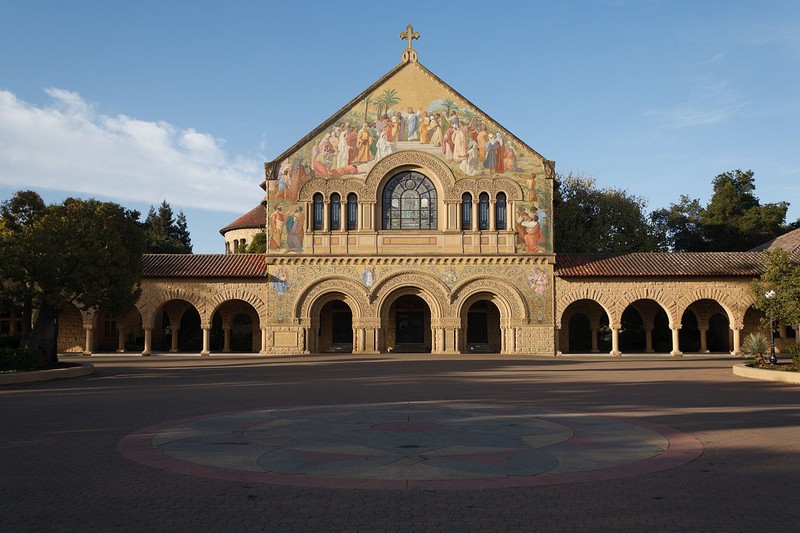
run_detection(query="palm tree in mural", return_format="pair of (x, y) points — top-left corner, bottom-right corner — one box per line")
(461, 108), (477, 127)
(441, 98), (460, 118)
(379, 88), (401, 115)
(363, 96), (372, 122)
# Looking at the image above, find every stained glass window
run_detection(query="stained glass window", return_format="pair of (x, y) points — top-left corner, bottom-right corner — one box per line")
(461, 192), (472, 230)
(496, 192), (507, 230)
(478, 192), (489, 230)
(347, 193), (358, 230)
(381, 171), (438, 230)
(330, 193), (341, 231)
(313, 193), (323, 230)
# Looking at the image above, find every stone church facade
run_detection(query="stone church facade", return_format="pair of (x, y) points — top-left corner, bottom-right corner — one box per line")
(47, 33), (798, 357)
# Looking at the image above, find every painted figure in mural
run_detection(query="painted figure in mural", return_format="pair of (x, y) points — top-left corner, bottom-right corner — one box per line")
(503, 142), (518, 171)
(276, 169), (290, 199)
(528, 266), (549, 296)
(429, 115), (442, 146)
(269, 205), (287, 250)
(477, 126), (488, 164)
(403, 107), (421, 141)
(376, 131), (393, 159)
(356, 123), (372, 163)
(285, 206), (304, 252)
(384, 116), (396, 142)
(453, 125), (468, 162)
(346, 126), (358, 165)
(288, 159), (309, 204)
(494, 132), (505, 174)
(313, 145), (335, 176)
(336, 128), (349, 169)
(272, 267), (290, 294)
(526, 172), (539, 204)
(443, 125), (455, 160)
(448, 110), (460, 129)
(361, 266), (376, 288)
(420, 115), (431, 144)
(459, 140), (481, 176)
(484, 133), (498, 174)
(517, 211), (545, 253)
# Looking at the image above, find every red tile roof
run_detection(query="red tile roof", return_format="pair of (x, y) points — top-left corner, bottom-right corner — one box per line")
(142, 254), (267, 278)
(750, 227), (800, 253)
(555, 252), (766, 278)
(219, 205), (266, 235)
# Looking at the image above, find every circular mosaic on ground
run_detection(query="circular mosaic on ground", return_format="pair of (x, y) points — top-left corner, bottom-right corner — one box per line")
(118, 403), (703, 489)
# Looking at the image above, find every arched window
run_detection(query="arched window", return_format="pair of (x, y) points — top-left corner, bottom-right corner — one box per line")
(313, 193), (324, 230)
(478, 192), (489, 230)
(347, 193), (358, 231)
(382, 171), (438, 230)
(330, 193), (341, 231)
(461, 192), (472, 230)
(496, 192), (507, 230)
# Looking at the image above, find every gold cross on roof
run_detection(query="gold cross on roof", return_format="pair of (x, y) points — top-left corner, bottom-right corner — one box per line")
(401, 24), (419, 50)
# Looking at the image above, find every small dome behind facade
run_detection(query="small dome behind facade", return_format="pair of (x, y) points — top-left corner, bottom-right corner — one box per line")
(220, 205), (266, 254)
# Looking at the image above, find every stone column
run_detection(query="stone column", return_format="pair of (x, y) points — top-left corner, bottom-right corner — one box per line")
(82, 326), (93, 356)
(261, 327), (269, 355)
(116, 327), (126, 353)
(142, 326), (152, 356)
(670, 326), (683, 356)
(222, 327), (231, 352)
(472, 201), (479, 231)
(305, 202), (312, 232)
(489, 200), (496, 231)
(610, 326), (621, 356)
(590, 327), (599, 353)
(699, 326), (709, 353)
(169, 327), (180, 352)
(322, 201), (330, 232)
(435, 328), (445, 354)
(644, 326), (654, 353)
(507, 327), (517, 355)
(456, 202), (463, 231)
(731, 326), (743, 356)
(201, 327), (211, 356)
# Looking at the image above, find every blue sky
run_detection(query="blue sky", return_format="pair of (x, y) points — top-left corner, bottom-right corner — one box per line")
(1, 0), (798, 253)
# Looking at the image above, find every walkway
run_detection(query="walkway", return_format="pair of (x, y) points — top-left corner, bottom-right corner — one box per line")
(2, 354), (798, 531)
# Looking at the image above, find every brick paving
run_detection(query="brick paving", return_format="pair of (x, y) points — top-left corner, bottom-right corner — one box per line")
(1, 353), (799, 531)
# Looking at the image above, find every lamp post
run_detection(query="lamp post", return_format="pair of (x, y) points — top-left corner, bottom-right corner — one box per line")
(765, 290), (777, 365)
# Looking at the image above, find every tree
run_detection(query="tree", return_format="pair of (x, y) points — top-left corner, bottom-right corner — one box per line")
(246, 232), (267, 253)
(752, 249), (800, 328)
(0, 191), (145, 368)
(554, 174), (664, 253)
(143, 200), (193, 254)
(650, 195), (706, 251)
(701, 170), (788, 251)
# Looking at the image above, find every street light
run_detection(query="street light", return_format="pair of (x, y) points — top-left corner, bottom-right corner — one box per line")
(765, 290), (777, 365)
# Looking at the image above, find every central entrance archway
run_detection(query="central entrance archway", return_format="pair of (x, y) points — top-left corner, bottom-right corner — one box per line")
(389, 294), (431, 352)
(465, 300), (501, 353)
(319, 299), (353, 353)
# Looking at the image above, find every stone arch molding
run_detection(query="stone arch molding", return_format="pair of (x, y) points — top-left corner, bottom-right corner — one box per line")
(298, 178), (366, 202)
(615, 287), (677, 327)
(556, 288), (617, 329)
(364, 150), (457, 203)
(137, 287), (207, 329)
(676, 287), (742, 327)
(208, 288), (267, 326)
(450, 276), (529, 323)
(294, 276), (371, 323)
(455, 178), (523, 201)
(370, 269), (451, 320)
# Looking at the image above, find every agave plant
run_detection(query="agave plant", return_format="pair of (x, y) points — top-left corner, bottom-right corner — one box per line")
(742, 332), (769, 358)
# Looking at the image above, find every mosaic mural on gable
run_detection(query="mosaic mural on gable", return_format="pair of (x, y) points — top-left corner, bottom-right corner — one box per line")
(266, 63), (553, 254)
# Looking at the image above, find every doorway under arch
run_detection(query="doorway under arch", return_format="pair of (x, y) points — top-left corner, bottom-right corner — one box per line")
(387, 294), (431, 353)
(465, 300), (501, 353)
(318, 299), (353, 353)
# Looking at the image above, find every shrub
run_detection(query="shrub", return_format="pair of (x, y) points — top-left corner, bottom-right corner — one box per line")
(0, 346), (45, 372)
(0, 333), (20, 349)
(788, 343), (800, 367)
(742, 333), (769, 358)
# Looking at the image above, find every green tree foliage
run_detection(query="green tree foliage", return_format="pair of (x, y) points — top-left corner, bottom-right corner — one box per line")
(654, 170), (789, 251)
(0, 191), (145, 367)
(143, 200), (193, 254)
(752, 249), (800, 327)
(246, 232), (267, 253)
(554, 174), (663, 253)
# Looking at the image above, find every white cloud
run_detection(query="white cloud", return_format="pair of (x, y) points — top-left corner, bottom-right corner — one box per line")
(642, 76), (748, 129)
(0, 88), (260, 212)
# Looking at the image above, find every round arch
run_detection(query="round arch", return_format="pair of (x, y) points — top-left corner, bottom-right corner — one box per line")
(676, 288), (739, 328)
(208, 288), (266, 327)
(451, 276), (528, 323)
(363, 150), (457, 203)
(370, 270), (449, 321)
(138, 287), (207, 330)
(556, 288), (616, 328)
(294, 276), (369, 323)
(616, 288), (677, 328)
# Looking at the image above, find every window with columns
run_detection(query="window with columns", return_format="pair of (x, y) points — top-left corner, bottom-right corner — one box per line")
(313, 193), (324, 230)
(347, 193), (358, 230)
(461, 192), (472, 230)
(478, 192), (489, 230)
(496, 192), (507, 230)
(330, 193), (341, 231)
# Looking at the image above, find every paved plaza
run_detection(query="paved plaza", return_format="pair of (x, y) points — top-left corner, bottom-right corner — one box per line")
(1, 354), (799, 531)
